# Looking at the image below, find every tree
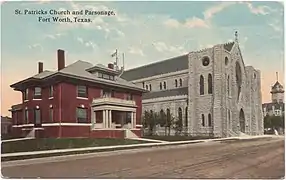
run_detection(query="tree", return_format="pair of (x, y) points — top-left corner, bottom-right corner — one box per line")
(173, 116), (183, 135)
(142, 111), (160, 136)
(264, 114), (284, 130)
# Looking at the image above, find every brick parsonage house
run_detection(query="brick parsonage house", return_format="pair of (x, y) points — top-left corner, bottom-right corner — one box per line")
(10, 49), (146, 138)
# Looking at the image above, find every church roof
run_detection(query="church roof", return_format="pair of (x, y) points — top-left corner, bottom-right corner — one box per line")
(121, 54), (188, 81)
(271, 81), (284, 93)
(142, 87), (188, 99)
(121, 41), (236, 81)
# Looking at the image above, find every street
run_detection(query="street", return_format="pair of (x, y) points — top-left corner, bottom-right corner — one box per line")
(1, 136), (285, 179)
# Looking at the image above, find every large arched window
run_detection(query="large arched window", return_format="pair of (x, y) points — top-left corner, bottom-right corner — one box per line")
(200, 75), (204, 95)
(159, 82), (162, 90)
(163, 82), (167, 89)
(201, 114), (205, 126)
(175, 79), (178, 87)
(208, 113), (211, 126)
(149, 84), (152, 91)
(179, 79), (182, 87)
(208, 74), (212, 94)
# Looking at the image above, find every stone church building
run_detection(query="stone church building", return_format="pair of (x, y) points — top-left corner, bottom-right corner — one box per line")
(122, 39), (264, 138)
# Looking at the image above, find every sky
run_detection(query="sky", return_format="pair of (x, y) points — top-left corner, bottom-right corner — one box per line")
(1, 1), (284, 117)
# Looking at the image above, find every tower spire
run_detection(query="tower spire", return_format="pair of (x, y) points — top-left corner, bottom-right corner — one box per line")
(276, 72), (279, 82)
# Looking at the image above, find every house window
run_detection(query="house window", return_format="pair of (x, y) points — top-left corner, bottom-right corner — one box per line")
(77, 85), (87, 98)
(208, 114), (212, 126)
(208, 74), (212, 94)
(24, 109), (29, 124)
(126, 93), (133, 100)
(200, 75), (204, 95)
(102, 89), (113, 97)
(175, 79), (178, 87)
(179, 79), (182, 87)
(49, 86), (53, 97)
(49, 108), (53, 122)
(23, 89), (28, 101)
(201, 114), (205, 126)
(34, 87), (42, 99)
(163, 82), (166, 89)
(77, 107), (88, 123)
(34, 108), (41, 125)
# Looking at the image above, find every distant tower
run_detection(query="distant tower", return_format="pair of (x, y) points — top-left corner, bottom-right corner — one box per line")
(270, 72), (284, 103)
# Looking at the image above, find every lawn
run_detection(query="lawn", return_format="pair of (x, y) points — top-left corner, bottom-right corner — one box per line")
(143, 135), (217, 141)
(1, 138), (149, 154)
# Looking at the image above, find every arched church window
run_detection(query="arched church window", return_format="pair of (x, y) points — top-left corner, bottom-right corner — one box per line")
(201, 114), (205, 126)
(200, 75), (204, 95)
(208, 74), (212, 94)
(179, 79), (182, 87)
(225, 57), (229, 66)
(175, 79), (178, 87)
(159, 82), (162, 90)
(149, 84), (152, 91)
(146, 85), (148, 90)
(208, 113), (211, 126)
(163, 82), (167, 89)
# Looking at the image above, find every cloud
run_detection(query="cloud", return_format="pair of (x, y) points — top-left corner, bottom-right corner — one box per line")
(268, 19), (283, 32)
(76, 37), (98, 49)
(152, 42), (186, 54)
(44, 33), (63, 39)
(241, 2), (275, 15)
(28, 43), (43, 52)
(204, 2), (236, 19)
(128, 47), (144, 56)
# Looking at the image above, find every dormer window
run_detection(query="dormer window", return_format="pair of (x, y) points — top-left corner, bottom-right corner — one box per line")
(34, 87), (42, 99)
(98, 72), (115, 81)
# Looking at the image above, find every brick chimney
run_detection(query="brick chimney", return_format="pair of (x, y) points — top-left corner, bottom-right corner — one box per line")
(38, 62), (43, 73)
(108, 63), (114, 69)
(57, 49), (65, 71)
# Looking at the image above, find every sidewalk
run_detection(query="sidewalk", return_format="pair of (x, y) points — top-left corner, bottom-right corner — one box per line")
(2, 135), (280, 159)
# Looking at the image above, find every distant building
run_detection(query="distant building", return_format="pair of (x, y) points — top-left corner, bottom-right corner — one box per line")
(1, 116), (12, 136)
(262, 73), (285, 117)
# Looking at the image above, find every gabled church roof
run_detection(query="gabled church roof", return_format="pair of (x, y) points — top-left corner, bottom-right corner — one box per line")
(121, 41), (236, 81)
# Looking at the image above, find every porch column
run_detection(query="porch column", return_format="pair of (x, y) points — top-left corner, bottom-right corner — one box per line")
(91, 109), (95, 129)
(130, 112), (134, 128)
(133, 112), (136, 128)
(103, 110), (106, 128)
(109, 110), (112, 128)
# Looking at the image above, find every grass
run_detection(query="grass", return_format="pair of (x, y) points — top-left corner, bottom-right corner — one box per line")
(1, 139), (204, 162)
(1, 138), (149, 154)
(143, 135), (217, 141)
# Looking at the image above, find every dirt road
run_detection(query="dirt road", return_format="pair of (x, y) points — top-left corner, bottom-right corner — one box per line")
(2, 137), (285, 179)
